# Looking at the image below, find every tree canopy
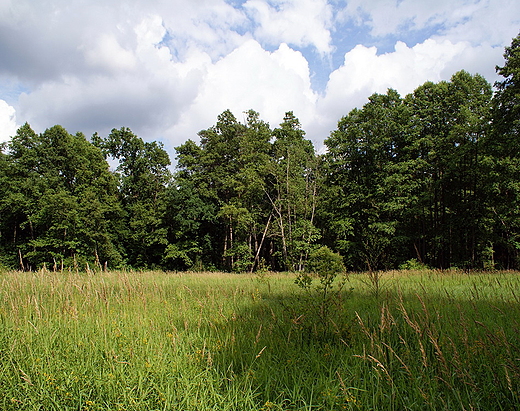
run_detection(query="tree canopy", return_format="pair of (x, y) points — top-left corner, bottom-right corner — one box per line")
(2, 34), (520, 272)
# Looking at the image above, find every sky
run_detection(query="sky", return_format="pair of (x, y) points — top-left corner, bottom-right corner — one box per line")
(0, 0), (519, 155)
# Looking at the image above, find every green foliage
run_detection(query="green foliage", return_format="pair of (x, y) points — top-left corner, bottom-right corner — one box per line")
(173, 110), (272, 272)
(163, 242), (201, 269)
(295, 246), (348, 338)
(323, 70), (495, 270)
(404, 71), (493, 269)
(2, 35), (520, 271)
(303, 246), (345, 285)
(399, 258), (429, 271)
(224, 243), (254, 273)
(173, 109), (319, 272)
(269, 112), (320, 271)
(322, 89), (412, 270)
(485, 32), (520, 269)
(94, 127), (172, 268)
(0, 124), (124, 270)
(493, 32), (520, 140)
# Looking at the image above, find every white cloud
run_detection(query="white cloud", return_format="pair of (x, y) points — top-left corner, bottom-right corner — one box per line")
(1, 0), (518, 155)
(338, 0), (520, 47)
(244, 0), (334, 55)
(169, 39), (319, 145)
(17, 14), (206, 140)
(151, 0), (250, 61)
(315, 38), (502, 144)
(438, 0), (520, 46)
(341, 0), (466, 37)
(84, 34), (137, 73)
(0, 100), (17, 143)
(0, 0), (254, 146)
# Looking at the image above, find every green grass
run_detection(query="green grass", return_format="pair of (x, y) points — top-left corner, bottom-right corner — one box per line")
(0, 269), (519, 410)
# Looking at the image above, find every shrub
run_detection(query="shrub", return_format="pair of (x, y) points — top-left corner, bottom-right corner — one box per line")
(295, 247), (349, 340)
(398, 258), (429, 271)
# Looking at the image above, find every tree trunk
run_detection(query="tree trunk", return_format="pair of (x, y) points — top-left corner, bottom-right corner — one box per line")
(251, 213), (272, 272)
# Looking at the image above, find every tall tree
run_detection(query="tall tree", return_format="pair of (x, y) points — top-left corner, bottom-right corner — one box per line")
(0, 124), (124, 269)
(268, 112), (320, 271)
(172, 110), (320, 272)
(323, 89), (411, 270)
(324, 72), (492, 270)
(485, 32), (520, 268)
(172, 110), (272, 272)
(93, 128), (172, 268)
(405, 71), (492, 268)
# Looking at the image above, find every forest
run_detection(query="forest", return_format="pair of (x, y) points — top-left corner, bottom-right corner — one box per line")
(1, 34), (519, 273)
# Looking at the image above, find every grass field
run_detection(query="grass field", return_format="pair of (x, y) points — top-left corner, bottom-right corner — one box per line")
(0, 269), (519, 410)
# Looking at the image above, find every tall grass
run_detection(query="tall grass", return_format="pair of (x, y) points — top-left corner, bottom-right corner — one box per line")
(0, 269), (518, 410)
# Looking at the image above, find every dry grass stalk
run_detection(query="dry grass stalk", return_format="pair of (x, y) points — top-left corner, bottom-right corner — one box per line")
(256, 324), (262, 344)
(381, 341), (412, 378)
(379, 302), (396, 335)
(367, 354), (394, 386)
(427, 328), (451, 387)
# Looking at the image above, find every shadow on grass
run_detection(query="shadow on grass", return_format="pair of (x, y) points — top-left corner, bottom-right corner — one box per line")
(205, 277), (520, 410)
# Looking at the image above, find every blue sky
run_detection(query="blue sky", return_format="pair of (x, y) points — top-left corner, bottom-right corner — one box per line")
(0, 0), (519, 152)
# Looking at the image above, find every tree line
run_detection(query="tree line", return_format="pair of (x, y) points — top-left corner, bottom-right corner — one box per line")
(1, 34), (519, 272)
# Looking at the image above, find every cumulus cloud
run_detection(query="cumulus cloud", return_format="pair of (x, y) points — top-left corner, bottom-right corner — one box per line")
(243, 0), (334, 55)
(0, 1), (130, 83)
(314, 38), (502, 144)
(0, 100), (17, 143)
(150, 0), (249, 61)
(1, 0), (254, 145)
(0, 0), (518, 154)
(338, 0), (465, 37)
(84, 34), (137, 74)
(338, 0), (520, 46)
(169, 40), (318, 145)
(17, 13), (205, 140)
(438, 0), (520, 47)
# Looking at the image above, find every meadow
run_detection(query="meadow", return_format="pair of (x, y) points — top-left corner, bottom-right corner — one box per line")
(0, 268), (519, 410)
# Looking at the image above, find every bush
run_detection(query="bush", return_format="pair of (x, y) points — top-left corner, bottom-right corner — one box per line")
(398, 258), (429, 271)
(295, 247), (349, 340)
(306, 246), (346, 279)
